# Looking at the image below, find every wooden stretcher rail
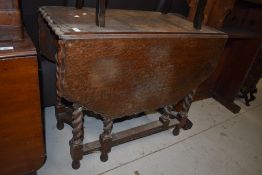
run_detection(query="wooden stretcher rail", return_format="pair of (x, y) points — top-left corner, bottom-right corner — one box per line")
(83, 118), (180, 155)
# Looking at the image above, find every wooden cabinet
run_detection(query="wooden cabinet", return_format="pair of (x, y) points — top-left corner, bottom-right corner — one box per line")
(189, 0), (261, 113)
(0, 33), (45, 175)
(0, 0), (45, 173)
(225, 0), (262, 106)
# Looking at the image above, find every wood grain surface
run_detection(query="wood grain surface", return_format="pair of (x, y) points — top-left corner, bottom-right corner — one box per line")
(39, 6), (224, 39)
(60, 36), (226, 118)
(39, 6), (227, 118)
(0, 34), (45, 175)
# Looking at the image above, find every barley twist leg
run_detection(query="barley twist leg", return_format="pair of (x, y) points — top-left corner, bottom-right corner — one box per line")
(173, 90), (196, 136)
(100, 118), (113, 162)
(70, 105), (84, 169)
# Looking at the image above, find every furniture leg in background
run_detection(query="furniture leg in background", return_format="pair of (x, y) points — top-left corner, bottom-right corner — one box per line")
(239, 49), (262, 106)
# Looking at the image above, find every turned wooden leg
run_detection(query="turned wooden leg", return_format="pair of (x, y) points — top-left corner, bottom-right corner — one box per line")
(56, 47), (64, 130)
(250, 87), (257, 101)
(55, 49), (74, 130)
(239, 87), (257, 106)
(100, 118), (113, 162)
(55, 98), (74, 130)
(239, 89), (250, 106)
(70, 105), (84, 169)
(159, 114), (170, 129)
(173, 90), (196, 136)
(159, 106), (174, 129)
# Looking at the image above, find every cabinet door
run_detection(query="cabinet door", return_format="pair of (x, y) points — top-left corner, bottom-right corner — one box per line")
(0, 56), (45, 175)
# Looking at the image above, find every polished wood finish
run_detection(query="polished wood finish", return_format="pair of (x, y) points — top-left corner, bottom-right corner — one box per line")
(0, 33), (45, 175)
(0, 0), (23, 41)
(39, 6), (227, 169)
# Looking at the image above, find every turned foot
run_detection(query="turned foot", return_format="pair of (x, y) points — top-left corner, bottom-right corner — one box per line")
(183, 119), (193, 130)
(172, 126), (180, 136)
(100, 153), (109, 162)
(57, 120), (64, 130)
(72, 160), (80, 169)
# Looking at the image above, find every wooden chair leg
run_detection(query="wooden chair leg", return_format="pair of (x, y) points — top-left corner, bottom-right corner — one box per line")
(100, 118), (113, 162)
(70, 105), (84, 169)
(173, 90), (196, 136)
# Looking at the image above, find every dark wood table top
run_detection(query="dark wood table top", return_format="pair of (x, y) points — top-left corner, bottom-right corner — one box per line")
(39, 6), (225, 40)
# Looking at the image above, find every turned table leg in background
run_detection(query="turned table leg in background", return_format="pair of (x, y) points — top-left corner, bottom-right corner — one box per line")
(55, 95), (74, 130)
(239, 87), (258, 106)
(55, 95), (66, 130)
(70, 105), (84, 169)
